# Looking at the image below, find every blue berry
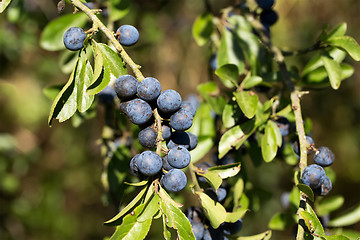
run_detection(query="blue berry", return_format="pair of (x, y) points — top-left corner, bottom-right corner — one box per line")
(292, 136), (315, 156)
(114, 75), (139, 100)
(126, 98), (153, 125)
(161, 124), (172, 141)
(204, 227), (228, 240)
(221, 219), (243, 236)
(130, 154), (140, 176)
(119, 101), (129, 113)
(191, 220), (205, 240)
(181, 101), (197, 117)
(185, 94), (200, 110)
(209, 54), (218, 70)
(97, 85), (116, 105)
(170, 108), (193, 131)
(187, 132), (198, 150)
(212, 154), (235, 165)
(197, 162), (212, 183)
(63, 27), (87, 51)
(162, 169), (187, 192)
(216, 187), (227, 202)
(301, 164), (326, 189)
(137, 77), (162, 102)
(167, 146), (191, 169)
(185, 207), (203, 222)
(260, 9), (278, 26)
(314, 146), (335, 167)
(138, 126), (157, 148)
(275, 117), (290, 136)
(315, 175), (332, 196)
(256, 0), (275, 9)
(157, 89), (182, 113)
(116, 25), (139, 46)
(162, 155), (174, 171)
(137, 151), (162, 176)
(167, 131), (190, 149)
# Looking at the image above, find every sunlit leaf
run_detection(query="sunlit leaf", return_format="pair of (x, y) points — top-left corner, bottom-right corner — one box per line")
(77, 57), (94, 112)
(234, 91), (258, 119)
(326, 36), (360, 61)
(215, 64), (239, 88)
(196, 191), (227, 228)
(261, 121), (278, 163)
(110, 0), (131, 21)
(0, 0), (12, 13)
(197, 171), (222, 191)
(208, 163), (241, 179)
(192, 12), (214, 46)
(235, 230), (272, 240)
(316, 195), (344, 216)
(321, 56), (342, 89)
(325, 22), (347, 41)
(297, 184), (315, 202)
(137, 192), (160, 222)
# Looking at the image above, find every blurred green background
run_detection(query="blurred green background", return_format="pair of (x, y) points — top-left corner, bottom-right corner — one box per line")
(1, 0), (360, 239)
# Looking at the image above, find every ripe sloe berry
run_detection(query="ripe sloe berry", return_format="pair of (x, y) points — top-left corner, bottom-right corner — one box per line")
(181, 101), (197, 117)
(167, 146), (191, 169)
(274, 117), (290, 136)
(130, 154), (140, 176)
(315, 175), (332, 196)
(157, 89), (182, 113)
(161, 124), (172, 141)
(63, 27), (87, 51)
(204, 227), (229, 240)
(97, 85), (116, 105)
(114, 75), (139, 100)
(212, 154), (235, 165)
(216, 187), (227, 202)
(292, 136), (315, 156)
(162, 155), (174, 171)
(301, 164), (326, 189)
(162, 169), (187, 192)
(137, 151), (162, 176)
(209, 54), (217, 70)
(170, 108), (193, 131)
(119, 101), (129, 113)
(256, 0), (275, 9)
(137, 77), (162, 102)
(187, 132), (198, 150)
(185, 206), (203, 222)
(260, 9), (278, 26)
(191, 220), (205, 240)
(138, 126), (157, 148)
(116, 25), (139, 46)
(167, 131), (190, 149)
(126, 98), (152, 125)
(314, 146), (335, 167)
(185, 94), (200, 110)
(221, 219), (243, 236)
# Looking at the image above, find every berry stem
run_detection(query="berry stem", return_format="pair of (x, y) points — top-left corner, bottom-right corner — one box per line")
(70, 0), (144, 81)
(189, 163), (202, 192)
(153, 109), (164, 156)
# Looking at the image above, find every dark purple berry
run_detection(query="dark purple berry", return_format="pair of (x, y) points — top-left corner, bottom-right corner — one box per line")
(162, 124), (172, 141)
(167, 131), (190, 149)
(63, 27), (87, 51)
(185, 94), (200, 110)
(162, 155), (174, 171)
(97, 85), (116, 105)
(157, 89), (182, 113)
(126, 98), (153, 125)
(216, 188), (227, 202)
(292, 136), (315, 155)
(167, 146), (191, 169)
(162, 169), (187, 192)
(137, 77), (161, 102)
(138, 126), (157, 148)
(260, 9), (278, 26)
(170, 108), (193, 131)
(130, 154), (140, 176)
(209, 54), (217, 70)
(221, 219), (243, 236)
(191, 220), (205, 240)
(274, 117), (290, 136)
(137, 151), (162, 176)
(116, 25), (139, 46)
(256, 0), (275, 9)
(315, 175), (332, 196)
(301, 164), (326, 189)
(114, 75), (139, 100)
(314, 146), (335, 167)
(187, 132), (198, 150)
(181, 101), (197, 117)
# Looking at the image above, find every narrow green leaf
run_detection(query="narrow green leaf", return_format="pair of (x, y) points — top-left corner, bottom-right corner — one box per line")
(234, 91), (258, 119)
(196, 191), (227, 228)
(158, 185), (183, 208)
(316, 195), (344, 216)
(301, 207), (325, 237)
(162, 214), (172, 240)
(326, 36), (360, 61)
(137, 192), (160, 222)
(215, 64), (239, 88)
(104, 186), (147, 224)
(326, 22), (347, 41)
(109, 0), (131, 21)
(40, 13), (88, 51)
(269, 120), (282, 147)
(159, 198), (195, 240)
(324, 235), (350, 240)
(208, 163), (241, 179)
(321, 56), (342, 89)
(233, 178), (244, 210)
(189, 103), (216, 138)
(197, 82), (226, 114)
(236, 230), (272, 240)
(226, 209), (247, 223)
(192, 12), (214, 46)
(0, 0), (12, 13)
(297, 184), (315, 202)
(77, 58), (94, 112)
(97, 43), (127, 77)
(109, 204), (152, 240)
(197, 171), (222, 191)
(222, 103), (237, 128)
(261, 121), (278, 163)
(328, 203), (360, 227)
(48, 58), (79, 126)
(125, 180), (149, 187)
(242, 76), (263, 89)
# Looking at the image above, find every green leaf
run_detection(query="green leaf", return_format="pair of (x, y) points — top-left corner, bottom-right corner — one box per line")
(190, 137), (214, 164)
(48, 57), (79, 126)
(261, 121), (278, 163)
(125, 180), (149, 187)
(197, 171), (222, 191)
(222, 102), (243, 129)
(137, 192), (160, 222)
(233, 178), (245, 210)
(236, 230), (272, 240)
(217, 29), (245, 74)
(109, 204), (152, 240)
(158, 185), (183, 208)
(297, 184), (315, 202)
(269, 120), (282, 147)
(159, 198), (195, 240)
(300, 211), (325, 236)
(326, 22), (347, 40)
(215, 64), (239, 88)
(324, 235), (350, 240)
(218, 120), (256, 158)
(97, 42), (127, 79)
(242, 75), (263, 89)
(197, 191), (227, 228)
(326, 36), (360, 61)
(189, 103), (216, 138)
(226, 208), (247, 223)
(77, 56), (94, 112)
(321, 56), (342, 89)
(192, 12), (214, 47)
(87, 42), (109, 95)
(316, 195), (344, 216)
(234, 91), (258, 119)
(197, 82), (226, 114)
(0, 0), (12, 13)
(109, 0), (131, 21)
(208, 163), (241, 179)
(105, 186), (147, 225)
(40, 13), (88, 51)
(328, 203), (360, 227)
(268, 212), (295, 230)
(162, 214), (172, 240)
